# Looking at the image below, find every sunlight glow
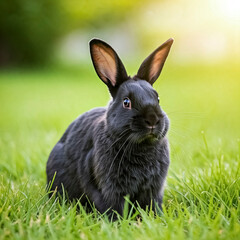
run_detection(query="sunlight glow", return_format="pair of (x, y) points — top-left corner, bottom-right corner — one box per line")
(212, 0), (240, 22)
(139, 0), (240, 61)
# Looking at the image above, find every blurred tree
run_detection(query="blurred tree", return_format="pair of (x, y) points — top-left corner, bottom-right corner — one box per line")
(0, 0), (64, 66)
(0, 0), (151, 66)
(62, 0), (148, 29)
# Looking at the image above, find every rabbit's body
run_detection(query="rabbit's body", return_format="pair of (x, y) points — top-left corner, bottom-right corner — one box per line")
(47, 38), (173, 216)
(47, 107), (106, 201)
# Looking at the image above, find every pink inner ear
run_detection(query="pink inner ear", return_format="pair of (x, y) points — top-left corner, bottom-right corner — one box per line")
(149, 50), (167, 83)
(92, 44), (117, 86)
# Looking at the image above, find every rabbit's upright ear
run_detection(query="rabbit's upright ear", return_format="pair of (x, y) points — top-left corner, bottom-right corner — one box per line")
(136, 38), (174, 85)
(90, 39), (129, 96)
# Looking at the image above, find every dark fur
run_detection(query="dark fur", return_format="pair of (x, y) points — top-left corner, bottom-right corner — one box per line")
(47, 38), (173, 217)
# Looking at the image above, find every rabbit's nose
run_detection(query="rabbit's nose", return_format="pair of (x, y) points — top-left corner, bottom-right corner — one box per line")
(144, 112), (160, 129)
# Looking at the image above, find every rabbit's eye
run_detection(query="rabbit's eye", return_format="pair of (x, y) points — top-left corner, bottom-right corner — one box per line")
(123, 97), (131, 109)
(158, 96), (160, 103)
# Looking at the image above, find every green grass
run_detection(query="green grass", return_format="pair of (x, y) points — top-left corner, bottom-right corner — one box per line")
(0, 62), (239, 239)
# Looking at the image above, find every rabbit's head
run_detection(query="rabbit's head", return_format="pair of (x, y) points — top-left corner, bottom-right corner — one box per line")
(90, 38), (173, 143)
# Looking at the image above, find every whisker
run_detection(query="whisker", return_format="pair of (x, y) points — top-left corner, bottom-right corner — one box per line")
(105, 129), (131, 152)
(117, 136), (134, 177)
(89, 129), (131, 184)
(169, 129), (188, 139)
(167, 110), (207, 120)
(107, 134), (133, 176)
(170, 123), (197, 135)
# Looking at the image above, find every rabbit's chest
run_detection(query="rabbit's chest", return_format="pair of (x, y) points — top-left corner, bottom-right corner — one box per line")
(95, 139), (168, 200)
(115, 157), (161, 195)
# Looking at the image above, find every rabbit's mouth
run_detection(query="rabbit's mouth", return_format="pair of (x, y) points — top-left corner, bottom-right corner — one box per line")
(133, 131), (159, 144)
(146, 132), (159, 141)
(146, 128), (158, 137)
(128, 115), (169, 143)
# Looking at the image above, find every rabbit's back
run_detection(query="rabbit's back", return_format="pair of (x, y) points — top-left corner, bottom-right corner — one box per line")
(46, 107), (106, 200)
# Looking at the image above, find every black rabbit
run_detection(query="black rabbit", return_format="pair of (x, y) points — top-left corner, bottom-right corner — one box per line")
(47, 38), (173, 217)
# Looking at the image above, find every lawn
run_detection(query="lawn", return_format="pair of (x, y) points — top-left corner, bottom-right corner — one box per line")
(0, 62), (239, 239)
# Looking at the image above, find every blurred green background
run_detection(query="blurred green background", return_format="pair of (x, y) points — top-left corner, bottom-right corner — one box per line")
(0, 0), (239, 238)
(0, 0), (239, 172)
(1, 0), (239, 65)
